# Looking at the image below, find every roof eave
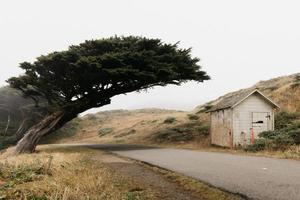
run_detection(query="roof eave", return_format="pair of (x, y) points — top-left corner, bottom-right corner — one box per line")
(206, 106), (232, 113)
(231, 89), (280, 109)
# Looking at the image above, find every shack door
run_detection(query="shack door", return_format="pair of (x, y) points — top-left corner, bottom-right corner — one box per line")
(252, 112), (271, 137)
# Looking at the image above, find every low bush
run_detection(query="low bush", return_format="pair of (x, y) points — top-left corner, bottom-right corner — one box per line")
(98, 127), (114, 136)
(244, 139), (267, 152)
(246, 122), (300, 152)
(196, 104), (213, 114)
(266, 86), (278, 91)
(152, 122), (210, 143)
(291, 75), (300, 89)
(41, 118), (82, 144)
(275, 111), (299, 130)
(163, 117), (176, 124)
(0, 162), (46, 194)
(187, 114), (199, 121)
(196, 124), (210, 136)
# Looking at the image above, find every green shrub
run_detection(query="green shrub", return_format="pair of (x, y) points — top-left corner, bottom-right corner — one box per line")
(98, 127), (113, 136)
(187, 114), (199, 121)
(274, 111), (299, 130)
(42, 119), (82, 144)
(294, 75), (300, 82)
(267, 86), (278, 91)
(152, 122), (210, 143)
(244, 139), (266, 152)
(291, 75), (300, 88)
(163, 117), (176, 124)
(246, 122), (300, 151)
(124, 192), (138, 200)
(197, 104), (213, 114)
(0, 162), (45, 186)
(196, 124), (210, 136)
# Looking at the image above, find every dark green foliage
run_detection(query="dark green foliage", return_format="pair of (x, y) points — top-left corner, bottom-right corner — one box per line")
(114, 129), (137, 138)
(204, 105), (213, 111)
(244, 139), (267, 152)
(98, 127), (114, 136)
(124, 192), (139, 200)
(7, 36), (209, 147)
(196, 104), (213, 114)
(291, 75), (300, 89)
(246, 111), (300, 151)
(152, 122), (210, 143)
(266, 86), (278, 91)
(163, 117), (177, 124)
(246, 122), (300, 152)
(195, 124), (210, 136)
(187, 114), (199, 120)
(0, 163), (45, 187)
(274, 111), (299, 130)
(41, 118), (82, 143)
(8, 36), (210, 114)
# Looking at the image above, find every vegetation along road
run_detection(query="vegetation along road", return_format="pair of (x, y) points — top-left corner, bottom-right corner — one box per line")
(64, 144), (300, 200)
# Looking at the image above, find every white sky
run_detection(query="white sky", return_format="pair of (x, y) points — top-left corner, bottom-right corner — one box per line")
(0, 0), (299, 113)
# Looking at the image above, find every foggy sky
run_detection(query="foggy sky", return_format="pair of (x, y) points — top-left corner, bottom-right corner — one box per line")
(0, 0), (299, 113)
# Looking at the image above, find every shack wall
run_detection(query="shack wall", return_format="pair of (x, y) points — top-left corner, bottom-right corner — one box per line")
(232, 93), (274, 146)
(210, 109), (233, 147)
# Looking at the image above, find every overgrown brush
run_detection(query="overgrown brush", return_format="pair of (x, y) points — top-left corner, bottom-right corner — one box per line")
(0, 149), (153, 200)
(98, 127), (114, 136)
(291, 75), (300, 88)
(152, 122), (210, 143)
(187, 114), (199, 121)
(163, 117), (176, 124)
(274, 111), (299, 130)
(246, 111), (300, 152)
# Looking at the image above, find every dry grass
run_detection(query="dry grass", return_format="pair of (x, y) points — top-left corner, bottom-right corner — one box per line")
(47, 108), (300, 161)
(0, 147), (155, 200)
(196, 72), (300, 113)
(0, 146), (246, 200)
(51, 109), (211, 150)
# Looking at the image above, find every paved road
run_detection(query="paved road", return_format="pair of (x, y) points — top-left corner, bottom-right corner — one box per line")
(52, 144), (300, 200)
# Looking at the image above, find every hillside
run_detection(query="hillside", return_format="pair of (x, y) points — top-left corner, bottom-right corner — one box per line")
(48, 72), (300, 148)
(196, 73), (300, 113)
(44, 109), (210, 148)
(2, 72), (299, 150)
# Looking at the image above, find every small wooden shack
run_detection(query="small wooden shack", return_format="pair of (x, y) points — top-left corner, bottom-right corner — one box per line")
(208, 89), (279, 148)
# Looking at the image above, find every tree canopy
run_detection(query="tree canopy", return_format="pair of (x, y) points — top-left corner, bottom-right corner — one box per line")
(7, 36), (210, 154)
(8, 36), (210, 116)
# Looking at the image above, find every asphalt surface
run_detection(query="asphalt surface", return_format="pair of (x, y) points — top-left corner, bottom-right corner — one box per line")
(53, 144), (300, 200)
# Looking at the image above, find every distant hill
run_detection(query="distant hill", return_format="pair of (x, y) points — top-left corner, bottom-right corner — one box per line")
(2, 72), (299, 149)
(44, 108), (210, 149)
(196, 72), (300, 113)
(48, 72), (300, 147)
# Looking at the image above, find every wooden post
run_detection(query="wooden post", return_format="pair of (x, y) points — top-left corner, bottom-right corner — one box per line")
(250, 128), (255, 144)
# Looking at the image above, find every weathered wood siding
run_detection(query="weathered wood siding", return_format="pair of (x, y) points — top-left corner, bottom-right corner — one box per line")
(211, 109), (233, 147)
(232, 93), (274, 146)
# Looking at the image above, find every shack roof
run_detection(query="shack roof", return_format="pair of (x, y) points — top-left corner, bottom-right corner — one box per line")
(208, 89), (280, 112)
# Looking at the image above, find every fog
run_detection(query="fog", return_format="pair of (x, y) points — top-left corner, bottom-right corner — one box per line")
(1, 0), (299, 113)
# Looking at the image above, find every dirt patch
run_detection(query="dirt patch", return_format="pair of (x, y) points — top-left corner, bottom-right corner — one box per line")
(107, 162), (204, 200)
(91, 153), (131, 163)
(100, 152), (243, 200)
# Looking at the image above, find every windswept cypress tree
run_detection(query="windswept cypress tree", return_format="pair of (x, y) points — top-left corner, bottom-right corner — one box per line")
(8, 36), (210, 154)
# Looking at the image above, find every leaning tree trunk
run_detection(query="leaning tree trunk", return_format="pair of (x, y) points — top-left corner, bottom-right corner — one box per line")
(14, 111), (65, 154)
